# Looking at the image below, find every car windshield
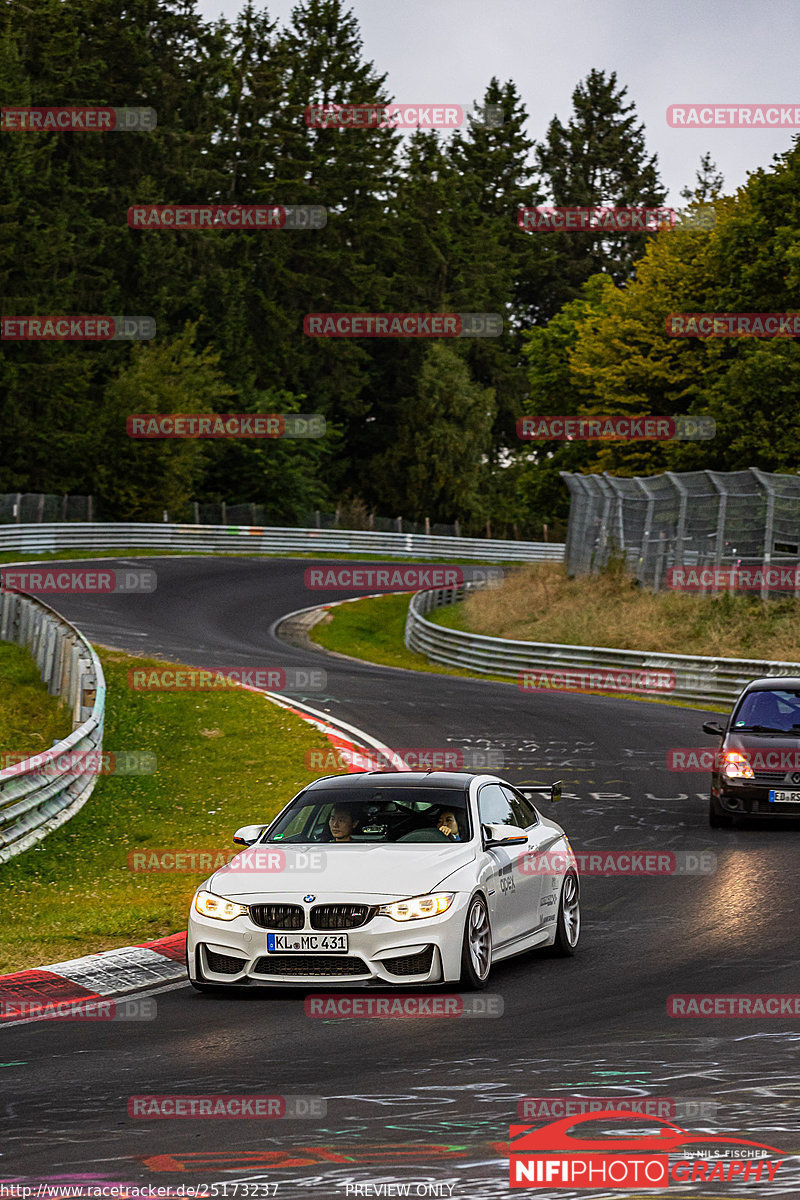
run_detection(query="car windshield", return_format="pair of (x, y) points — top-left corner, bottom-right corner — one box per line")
(732, 689), (800, 734)
(262, 786), (472, 845)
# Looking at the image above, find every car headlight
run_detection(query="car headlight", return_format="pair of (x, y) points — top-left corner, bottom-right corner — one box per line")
(377, 893), (454, 922)
(194, 890), (249, 921)
(721, 751), (754, 780)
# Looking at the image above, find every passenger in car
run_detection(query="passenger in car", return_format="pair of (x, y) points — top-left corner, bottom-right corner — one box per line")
(436, 809), (461, 840)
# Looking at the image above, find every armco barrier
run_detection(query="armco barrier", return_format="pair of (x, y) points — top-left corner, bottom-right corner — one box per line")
(0, 592), (105, 862)
(404, 585), (800, 707)
(0, 522), (563, 564)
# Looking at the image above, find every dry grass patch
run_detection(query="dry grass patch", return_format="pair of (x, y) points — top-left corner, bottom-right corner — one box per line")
(432, 562), (800, 662)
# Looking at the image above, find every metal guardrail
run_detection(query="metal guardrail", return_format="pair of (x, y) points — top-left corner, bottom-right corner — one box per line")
(405, 584), (800, 707)
(0, 522), (564, 564)
(0, 593), (105, 862)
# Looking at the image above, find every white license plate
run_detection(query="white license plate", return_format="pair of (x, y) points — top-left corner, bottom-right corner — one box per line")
(267, 932), (348, 953)
(769, 790), (800, 803)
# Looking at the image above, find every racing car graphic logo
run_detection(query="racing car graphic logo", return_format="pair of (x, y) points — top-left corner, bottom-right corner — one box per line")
(509, 1110), (786, 1189)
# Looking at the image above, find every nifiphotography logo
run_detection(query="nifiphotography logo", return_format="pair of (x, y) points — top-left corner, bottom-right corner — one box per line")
(509, 1111), (786, 1188)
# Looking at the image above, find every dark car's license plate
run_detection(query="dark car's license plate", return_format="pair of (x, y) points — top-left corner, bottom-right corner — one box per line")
(769, 790), (800, 803)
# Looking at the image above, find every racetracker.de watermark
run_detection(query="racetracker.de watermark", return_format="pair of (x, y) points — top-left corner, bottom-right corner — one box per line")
(128, 205), (326, 229)
(0, 998), (156, 1021)
(517, 415), (715, 441)
(668, 994), (800, 1017)
(1, 316), (155, 341)
(667, 104), (800, 127)
(666, 313), (800, 337)
(518, 667), (676, 695)
(0, 568), (156, 593)
(305, 102), (503, 128)
(126, 414), (325, 438)
(668, 747), (800, 772)
(305, 565), (502, 592)
(517, 1097), (718, 1120)
(304, 313), (503, 338)
(128, 666), (326, 692)
(305, 746), (505, 772)
(0, 751), (156, 778)
(517, 849), (715, 875)
(1, 106), (156, 131)
(305, 994), (503, 1018)
(517, 205), (715, 232)
(127, 1095), (325, 1118)
(128, 847), (325, 873)
(667, 564), (800, 591)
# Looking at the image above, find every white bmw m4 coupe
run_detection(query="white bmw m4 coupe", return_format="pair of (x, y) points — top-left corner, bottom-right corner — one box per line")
(186, 770), (580, 991)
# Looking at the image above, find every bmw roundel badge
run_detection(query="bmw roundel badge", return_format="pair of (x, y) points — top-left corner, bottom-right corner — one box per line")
(304, 894), (315, 902)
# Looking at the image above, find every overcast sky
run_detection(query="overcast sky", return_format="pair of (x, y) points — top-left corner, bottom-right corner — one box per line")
(194, 0), (799, 204)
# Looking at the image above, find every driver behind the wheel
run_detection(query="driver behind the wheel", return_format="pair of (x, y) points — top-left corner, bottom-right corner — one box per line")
(436, 809), (461, 840)
(328, 805), (358, 842)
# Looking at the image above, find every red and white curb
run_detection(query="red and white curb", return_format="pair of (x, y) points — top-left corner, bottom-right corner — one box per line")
(0, 932), (187, 1023)
(0, 695), (405, 1021)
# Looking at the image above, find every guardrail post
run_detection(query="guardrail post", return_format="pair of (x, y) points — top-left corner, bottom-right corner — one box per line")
(751, 468), (776, 601)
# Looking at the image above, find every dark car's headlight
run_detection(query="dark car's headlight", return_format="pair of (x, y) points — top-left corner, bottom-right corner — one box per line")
(194, 890), (249, 921)
(377, 893), (454, 921)
(721, 751), (754, 780)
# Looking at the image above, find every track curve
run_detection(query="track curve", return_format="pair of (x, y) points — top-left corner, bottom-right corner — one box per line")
(4, 556), (799, 1197)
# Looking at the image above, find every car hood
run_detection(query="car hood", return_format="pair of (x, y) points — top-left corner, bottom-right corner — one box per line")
(208, 842), (477, 900)
(725, 732), (800, 764)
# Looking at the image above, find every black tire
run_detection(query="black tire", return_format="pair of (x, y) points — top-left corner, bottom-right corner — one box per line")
(459, 895), (492, 990)
(709, 795), (733, 828)
(552, 872), (580, 956)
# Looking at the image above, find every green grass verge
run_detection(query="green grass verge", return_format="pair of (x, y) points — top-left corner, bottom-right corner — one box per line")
(0, 641), (73, 761)
(308, 594), (500, 679)
(0, 647), (333, 972)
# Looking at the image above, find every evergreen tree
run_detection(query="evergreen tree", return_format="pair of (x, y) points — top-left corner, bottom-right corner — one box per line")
(680, 152), (724, 203)
(523, 69), (666, 321)
(372, 342), (496, 525)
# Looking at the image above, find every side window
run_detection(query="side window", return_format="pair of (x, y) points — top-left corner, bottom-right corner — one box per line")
(501, 785), (539, 828)
(477, 783), (516, 828)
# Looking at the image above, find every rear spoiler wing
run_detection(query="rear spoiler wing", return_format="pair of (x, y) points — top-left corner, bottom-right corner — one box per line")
(516, 780), (563, 805)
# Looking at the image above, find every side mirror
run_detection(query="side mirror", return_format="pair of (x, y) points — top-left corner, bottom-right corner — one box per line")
(517, 780), (563, 805)
(483, 822), (529, 848)
(233, 824), (266, 847)
(702, 721), (725, 737)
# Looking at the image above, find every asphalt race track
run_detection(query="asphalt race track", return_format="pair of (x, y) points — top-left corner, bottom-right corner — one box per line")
(4, 556), (800, 1198)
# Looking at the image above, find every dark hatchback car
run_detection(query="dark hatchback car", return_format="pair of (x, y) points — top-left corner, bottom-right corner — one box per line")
(703, 677), (800, 826)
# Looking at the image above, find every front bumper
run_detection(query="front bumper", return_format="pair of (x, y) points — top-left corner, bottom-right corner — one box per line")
(187, 893), (471, 987)
(714, 778), (800, 818)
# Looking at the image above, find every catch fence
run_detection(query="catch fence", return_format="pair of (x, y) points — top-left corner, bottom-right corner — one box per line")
(561, 469), (800, 596)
